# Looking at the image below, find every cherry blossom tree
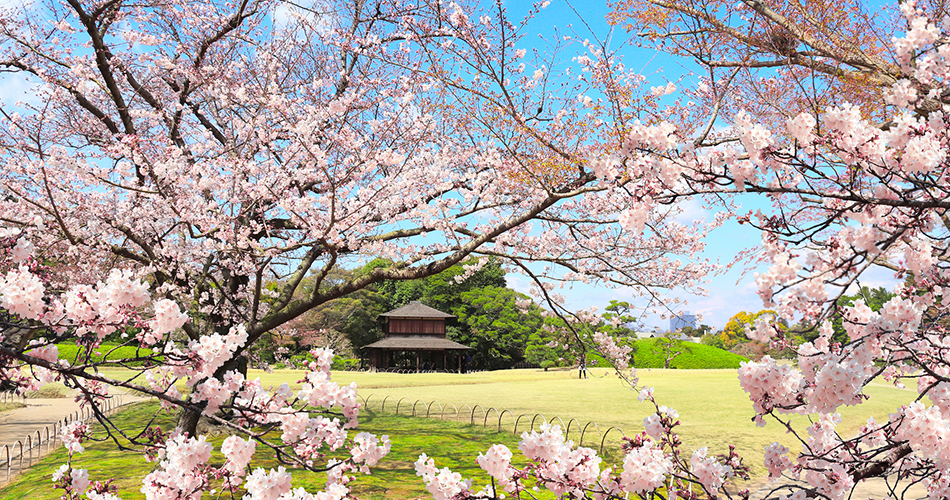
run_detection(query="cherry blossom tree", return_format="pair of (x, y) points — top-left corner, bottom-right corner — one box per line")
(4, 0), (950, 498)
(0, 0), (714, 432)
(406, 2), (950, 500)
(0, 0), (721, 498)
(607, 0), (910, 138)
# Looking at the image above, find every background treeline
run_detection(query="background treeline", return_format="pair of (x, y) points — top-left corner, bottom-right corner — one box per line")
(696, 285), (898, 360)
(253, 258), (573, 370)
(250, 259), (900, 371)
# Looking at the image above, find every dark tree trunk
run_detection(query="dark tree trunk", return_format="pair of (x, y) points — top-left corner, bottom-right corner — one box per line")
(177, 354), (248, 436)
(179, 404), (204, 437)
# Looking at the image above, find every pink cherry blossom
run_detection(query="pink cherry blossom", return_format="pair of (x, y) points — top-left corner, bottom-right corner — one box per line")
(221, 435), (257, 475)
(619, 438), (672, 494)
(244, 467), (293, 500)
(0, 265), (45, 320)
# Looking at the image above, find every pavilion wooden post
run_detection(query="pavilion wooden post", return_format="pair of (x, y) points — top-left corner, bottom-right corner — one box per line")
(416, 352), (420, 373)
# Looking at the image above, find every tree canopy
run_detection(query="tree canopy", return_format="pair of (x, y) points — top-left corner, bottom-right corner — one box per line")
(2, 0), (950, 499)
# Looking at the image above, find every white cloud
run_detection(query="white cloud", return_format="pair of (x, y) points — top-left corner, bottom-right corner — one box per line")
(272, 0), (334, 35)
(672, 197), (709, 226)
(0, 72), (43, 110)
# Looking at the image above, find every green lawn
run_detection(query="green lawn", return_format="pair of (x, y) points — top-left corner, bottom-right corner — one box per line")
(82, 366), (917, 484)
(0, 401), (559, 500)
(51, 343), (160, 367)
(327, 367), (915, 479)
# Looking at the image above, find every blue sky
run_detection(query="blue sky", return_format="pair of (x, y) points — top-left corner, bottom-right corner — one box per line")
(0, 0), (903, 330)
(497, 0), (904, 330)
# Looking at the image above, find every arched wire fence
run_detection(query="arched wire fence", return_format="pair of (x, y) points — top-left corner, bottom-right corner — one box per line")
(359, 394), (629, 456)
(0, 392), (25, 404)
(0, 390), (630, 481)
(0, 393), (132, 484)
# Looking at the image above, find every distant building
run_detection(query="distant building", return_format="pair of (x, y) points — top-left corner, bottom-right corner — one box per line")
(670, 312), (697, 332)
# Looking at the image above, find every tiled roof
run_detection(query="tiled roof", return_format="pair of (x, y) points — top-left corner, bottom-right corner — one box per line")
(378, 301), (455, 319)
(363, 335), (471, 350)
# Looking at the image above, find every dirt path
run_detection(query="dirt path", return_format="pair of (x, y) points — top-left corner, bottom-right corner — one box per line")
(0, 398), (83, 450)
(0, 393), (146, 485)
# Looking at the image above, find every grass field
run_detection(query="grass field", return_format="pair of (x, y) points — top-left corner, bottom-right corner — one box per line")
(348, 369), (914, 474)
(0, 401), (555, 500)
(50, 343), (159, 366)
(262, 367), (914, 477)
(73, 365), (917, 489)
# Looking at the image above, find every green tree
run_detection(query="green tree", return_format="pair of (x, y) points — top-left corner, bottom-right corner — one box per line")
(599, 300), (640, 337)
(804, 287), (896, 345)
(375, 257), (506, 312)
(525, 312), (581, 370)
(451, 287), (543, 370)
(525, 328), (571, 370)
(701, 331), (727, 350)
(275, 267), (390, 352)
(652, 332), (692, 369)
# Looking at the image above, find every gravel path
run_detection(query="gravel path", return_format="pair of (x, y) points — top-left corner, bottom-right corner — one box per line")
(0, 397), (84, 450)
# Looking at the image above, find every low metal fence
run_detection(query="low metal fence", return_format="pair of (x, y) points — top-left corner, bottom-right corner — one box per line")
(360, 394), (629, 456)
(0, 394), (131, 484)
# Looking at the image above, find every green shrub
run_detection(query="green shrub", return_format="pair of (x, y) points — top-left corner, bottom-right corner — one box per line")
(631, 338), (748, 369)
(540, 360), (556, 371)
(288, 353), (312, 369)
(585, 351), (607, 367)
(332, 356), (360, 370)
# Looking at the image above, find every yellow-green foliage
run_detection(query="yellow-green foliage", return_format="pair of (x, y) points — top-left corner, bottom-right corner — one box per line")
(631, 338), (748, 369)
(721, 310), (782, 348)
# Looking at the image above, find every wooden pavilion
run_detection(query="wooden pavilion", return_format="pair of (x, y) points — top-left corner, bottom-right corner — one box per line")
(362, 301), (471, 372)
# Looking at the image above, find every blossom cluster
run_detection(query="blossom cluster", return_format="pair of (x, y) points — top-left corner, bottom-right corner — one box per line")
(416, 419), (694, 500)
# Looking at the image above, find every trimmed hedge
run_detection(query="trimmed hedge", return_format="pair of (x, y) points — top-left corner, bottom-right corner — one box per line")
(631, 338), (748, 369)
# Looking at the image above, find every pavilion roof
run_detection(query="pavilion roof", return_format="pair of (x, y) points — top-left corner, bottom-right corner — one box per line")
(378, 301), (454, 319)
(362, 335), (471, 350)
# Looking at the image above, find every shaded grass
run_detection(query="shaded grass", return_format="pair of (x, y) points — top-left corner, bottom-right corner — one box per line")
(631, 339), (748, 369)
(0, 402), (26, 413)
(0, 401), (592, 500)
(0, 402), (169, 500)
